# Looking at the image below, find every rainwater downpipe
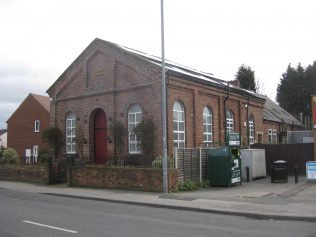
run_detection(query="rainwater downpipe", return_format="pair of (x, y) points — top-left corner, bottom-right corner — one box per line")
(224, 82), (230, 145)
(247, 95), (250, 147)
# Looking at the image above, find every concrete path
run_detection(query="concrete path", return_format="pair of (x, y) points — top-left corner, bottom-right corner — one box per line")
(0, 176), (315, 222)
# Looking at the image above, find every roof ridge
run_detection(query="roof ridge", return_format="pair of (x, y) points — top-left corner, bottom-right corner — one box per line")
(47, 38), (266, 100)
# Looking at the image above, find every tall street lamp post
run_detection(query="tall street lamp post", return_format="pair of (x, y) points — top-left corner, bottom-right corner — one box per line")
(161, 0), (168, 193)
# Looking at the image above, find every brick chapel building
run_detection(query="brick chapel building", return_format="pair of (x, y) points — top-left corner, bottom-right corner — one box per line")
(47, 38), (270, 164)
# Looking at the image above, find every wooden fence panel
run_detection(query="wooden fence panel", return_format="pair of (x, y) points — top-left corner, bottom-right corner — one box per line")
(176, 148), (210, 182)
(251, 143), (314, 174)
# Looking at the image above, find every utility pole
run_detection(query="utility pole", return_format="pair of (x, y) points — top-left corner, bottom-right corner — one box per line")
(161, 0), (168, 193)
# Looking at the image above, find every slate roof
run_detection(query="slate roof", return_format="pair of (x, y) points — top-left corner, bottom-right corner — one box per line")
(114, 39), (266, 101)
(263, 97), (303, 126)
(47, 38), (266, 102)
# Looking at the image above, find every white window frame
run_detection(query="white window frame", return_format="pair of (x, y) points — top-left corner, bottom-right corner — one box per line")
(268, 129), (273, 144)
(66, 112), (76, 154)
(273, 129), (277, 144)
(173, 101), (185, 148)
(32, 145), (39, 163)
(128, 104), (142, 154)
(34, 120), (40, 132)
(249, 116), (255, 145)
(25, 149), (31, 164)
(226, 110), (234, 134)
(203, 106), (213, 147)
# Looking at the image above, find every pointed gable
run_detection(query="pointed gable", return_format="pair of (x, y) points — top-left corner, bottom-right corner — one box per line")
(46, 38), (103, 96)
(7, 93), (50, 123)
(31, 93), (50, 113)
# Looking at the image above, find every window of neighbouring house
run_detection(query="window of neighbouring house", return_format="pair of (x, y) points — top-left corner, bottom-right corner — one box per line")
(128, 104), (142, 154)
(173, 101), (185, 148)
(32, 145), (39, 163)
(203, 106), (213, 147)
(226, 110), (234, 134)
(34, 120), (40, 132)
(25, 149), (31, 164)
(273, 129), (277, 144)
(268, 129), (273, 144)
(249, 115), (255, 145)
(66, 112), (76, 154)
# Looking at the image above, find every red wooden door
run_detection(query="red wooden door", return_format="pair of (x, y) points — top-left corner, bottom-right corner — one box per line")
(94, 110), (107, 164)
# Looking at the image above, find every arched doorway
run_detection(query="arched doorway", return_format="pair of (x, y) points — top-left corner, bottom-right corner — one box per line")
(94, 110), (107, 164)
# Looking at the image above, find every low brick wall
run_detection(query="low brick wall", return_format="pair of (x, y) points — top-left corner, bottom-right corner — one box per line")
(0, 164), (48, 183)
(71, 166), (178, 192)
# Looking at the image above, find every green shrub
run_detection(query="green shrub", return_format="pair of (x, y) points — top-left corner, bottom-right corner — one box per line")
(73, 158), (87, 166)
(151, 158), (163, 168)
(109, 120), (125, 155)
(176, 180), (209, 192)
(133, 118), (155, 158)
(42, 127), (64, 160)
(38, 150), (52, 163)
(151, 155), (174, 169)
(0, 146), (5, 159)
(0, 148), (19, 164)
(178, 180), (198, 191)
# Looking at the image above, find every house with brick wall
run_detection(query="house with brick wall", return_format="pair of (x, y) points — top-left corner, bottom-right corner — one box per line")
(263, 97), (304, 144)
(47, 38), (269, 165)
(7, 93), (50, 162)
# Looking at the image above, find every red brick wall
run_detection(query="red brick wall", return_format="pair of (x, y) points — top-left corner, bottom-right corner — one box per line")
(48, 40), (265, 163)
(50, 42), (163, 161)
(167, 74), (265, 156)
(0, 164), (48, 183)
(7, 95), (50, 159)
(263, 120), (303, 144)
(71, 166), (178, 192)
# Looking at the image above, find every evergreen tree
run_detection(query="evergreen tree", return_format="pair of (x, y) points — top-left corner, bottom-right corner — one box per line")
(304, 61), (316, 116)
(277, 62), (316, 126)
(235, 64), (256, 92)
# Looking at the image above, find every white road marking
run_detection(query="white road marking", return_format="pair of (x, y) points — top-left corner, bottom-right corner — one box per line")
(23, 220), (78, 234)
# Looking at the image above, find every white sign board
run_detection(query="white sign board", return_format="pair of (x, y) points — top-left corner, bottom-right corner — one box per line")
(306, 161), (316, 182)
(25, 149), (31, 164)
(25, 149), (31, 157)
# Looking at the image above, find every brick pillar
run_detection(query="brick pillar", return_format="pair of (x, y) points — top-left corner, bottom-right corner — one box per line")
(312, 94), (316, 161)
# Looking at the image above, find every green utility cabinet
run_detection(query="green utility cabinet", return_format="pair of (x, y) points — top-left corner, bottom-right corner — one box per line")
(208, 133), (242, 187)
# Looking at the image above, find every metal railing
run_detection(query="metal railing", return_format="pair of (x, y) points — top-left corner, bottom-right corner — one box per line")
(23, 156), (39, 164)
(70, 154), (175, 169)
(104, 155), (171, 169)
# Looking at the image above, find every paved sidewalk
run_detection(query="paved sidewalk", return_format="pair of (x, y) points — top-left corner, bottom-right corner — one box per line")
(0, 177), (315, 222)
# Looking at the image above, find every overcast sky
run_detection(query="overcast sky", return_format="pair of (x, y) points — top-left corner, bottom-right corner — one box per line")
(1, 0), (315, 129)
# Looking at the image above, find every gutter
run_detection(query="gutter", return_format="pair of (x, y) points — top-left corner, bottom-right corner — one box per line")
(223, 82), (230, 145)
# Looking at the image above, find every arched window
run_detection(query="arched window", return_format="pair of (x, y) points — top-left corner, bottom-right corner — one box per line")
(203, 106), (213, 147)
(173, 101), (185, 148)
(66, 112), (76, 154)
(128, 104), (142, 154)
(226, 110), (234, 134)
(248, 115), (255, 145)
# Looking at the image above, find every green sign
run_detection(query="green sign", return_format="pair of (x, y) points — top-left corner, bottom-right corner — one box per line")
(228, 132), (240, 146)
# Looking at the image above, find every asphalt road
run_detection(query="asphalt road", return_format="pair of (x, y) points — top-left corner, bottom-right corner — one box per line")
(0, 188), (315, 237)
